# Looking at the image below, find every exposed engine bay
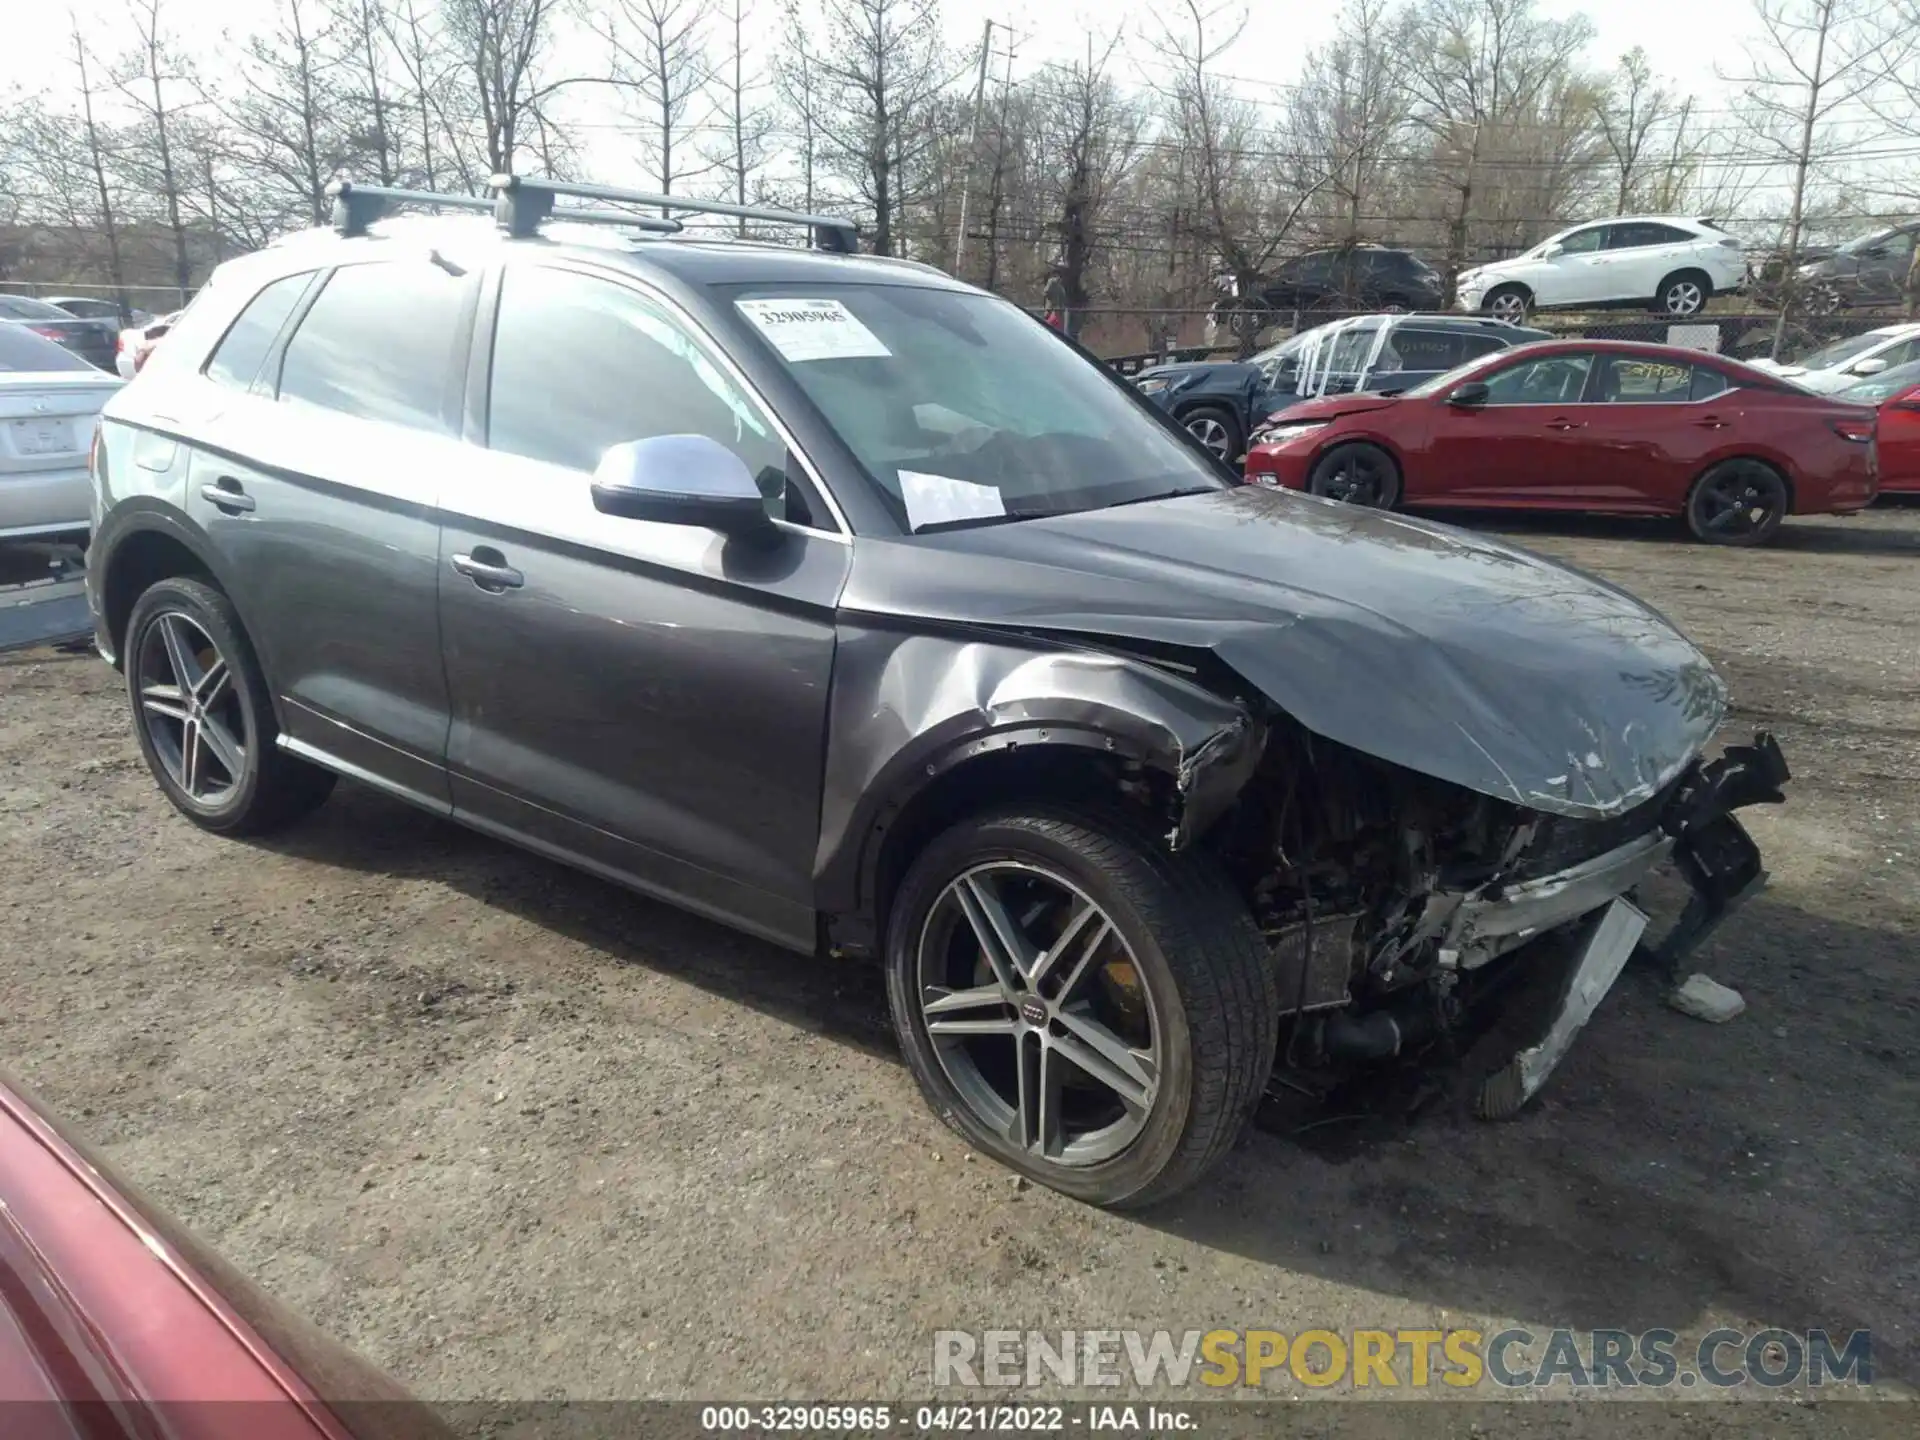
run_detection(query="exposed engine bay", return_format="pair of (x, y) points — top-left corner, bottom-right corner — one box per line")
(1195, 716), (1791, 1116)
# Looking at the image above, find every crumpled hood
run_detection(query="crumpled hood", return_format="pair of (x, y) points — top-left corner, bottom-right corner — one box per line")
(1136, 360), (1256, 385)
(844, 486), (1726, 819)
(1261, 392), (1402, 425)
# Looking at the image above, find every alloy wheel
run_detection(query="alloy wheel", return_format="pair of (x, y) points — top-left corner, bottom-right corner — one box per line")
(1186, 415), (1233, 461)
(136, 611), (247, 805)
(1694, 465), (1785, 539)
(915, 862), (1161, 1166)
(1316, 451), (1391, 506)
(1488, 292), (1527, 322)
(1664, 281), (1705, 315)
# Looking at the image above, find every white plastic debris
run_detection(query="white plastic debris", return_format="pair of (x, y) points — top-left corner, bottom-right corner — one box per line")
(1667, 973), (1747, 1023)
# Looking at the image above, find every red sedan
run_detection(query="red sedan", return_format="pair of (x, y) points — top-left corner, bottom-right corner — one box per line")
(0, 1070), (444, 1438)
(1244, 339), (1879, 544)
(1836, 357), (1920, 495)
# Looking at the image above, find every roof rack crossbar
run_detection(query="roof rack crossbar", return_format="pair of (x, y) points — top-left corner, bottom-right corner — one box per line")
(327, 180), (492, 237)
(489, 174), (858, 253)
(550, 207), (685, 234)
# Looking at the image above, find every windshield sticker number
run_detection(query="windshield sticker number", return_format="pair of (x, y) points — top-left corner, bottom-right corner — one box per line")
(735, 299), (891, 362)
(898, 469), (1005, 531)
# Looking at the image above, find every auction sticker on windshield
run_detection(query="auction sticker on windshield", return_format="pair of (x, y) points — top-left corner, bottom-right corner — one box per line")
(899, 469), (1005, 531)
(735, 298), (891, 362)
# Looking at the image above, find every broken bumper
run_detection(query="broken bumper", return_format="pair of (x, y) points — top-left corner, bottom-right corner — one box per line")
(1462, 732), (1788, 1113)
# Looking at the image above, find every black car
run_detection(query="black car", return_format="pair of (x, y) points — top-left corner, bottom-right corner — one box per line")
(0, 294), (119, 372)
(1134, 315), (1549, 462)
(88, 176), (1785, 1208)
(1213, 247), (1445, 336)
(1796, 223), (1920, 311)
(44, 294), (155, 328)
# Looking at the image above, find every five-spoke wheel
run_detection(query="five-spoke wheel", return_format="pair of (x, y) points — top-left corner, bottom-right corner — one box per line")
(1685, 460), (1789, 546)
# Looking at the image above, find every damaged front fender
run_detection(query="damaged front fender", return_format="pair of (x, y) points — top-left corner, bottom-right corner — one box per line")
(812, 625), (1265, 939)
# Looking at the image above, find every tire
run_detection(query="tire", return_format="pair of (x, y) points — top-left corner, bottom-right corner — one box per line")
(124, 576), (335, 835)
(1684, 459), (1790, 546)
(1379, 293), (1412, 314)
(1482, 285), (1531, 323)
(1656, 271), (1710, 317)
(1180, 404), (1244, 465)
(884, 807), (1279, 1209)
(1308, 442), (1402, 508)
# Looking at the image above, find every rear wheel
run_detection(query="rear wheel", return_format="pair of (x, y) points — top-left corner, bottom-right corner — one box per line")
(885, 808), (1278, 1208)
(125, 577), (335, 834)
(1180, 404), (1244, 465)
(1657, 271), (1710, 317)
(1685, 460), (1789, 545)
(1308, 442), (1402, 508)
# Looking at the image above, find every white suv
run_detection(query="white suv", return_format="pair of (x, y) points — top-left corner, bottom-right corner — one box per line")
(1456, 216), (1748, 322)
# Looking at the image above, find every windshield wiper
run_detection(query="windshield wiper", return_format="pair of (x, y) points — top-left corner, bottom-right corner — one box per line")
(911, 508), (1060, 534)
(1098, 485), (1219, 511)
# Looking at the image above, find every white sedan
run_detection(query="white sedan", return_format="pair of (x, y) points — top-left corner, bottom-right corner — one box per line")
(1456, 216), (1749, 321)
(1, 323), (122, 541)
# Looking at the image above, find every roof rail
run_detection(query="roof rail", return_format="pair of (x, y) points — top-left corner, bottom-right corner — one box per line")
(327, 180), (493, 237)
(489, 174), (859, 253)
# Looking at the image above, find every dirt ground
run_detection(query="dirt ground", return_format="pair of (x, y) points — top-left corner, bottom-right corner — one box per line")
(1, 506), (1915, 1415)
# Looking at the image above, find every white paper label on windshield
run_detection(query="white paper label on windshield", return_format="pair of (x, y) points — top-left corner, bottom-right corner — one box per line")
(898, 470), (1005, 531)
(734, 298), (890, 362)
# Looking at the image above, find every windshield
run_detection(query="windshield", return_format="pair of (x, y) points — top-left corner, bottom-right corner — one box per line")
(725, 285), (1228, 532)
(1398, 344), (1528, 398)
(1838, 228), (1897, 256)
(1837, 358), (1920, 402)
(1795, 333), (1887, 371)
(0, 323), (92, 372)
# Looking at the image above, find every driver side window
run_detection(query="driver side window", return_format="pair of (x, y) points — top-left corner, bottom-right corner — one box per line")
(1557, 228), (1606, 255)
(1480, 354), (1595, 405)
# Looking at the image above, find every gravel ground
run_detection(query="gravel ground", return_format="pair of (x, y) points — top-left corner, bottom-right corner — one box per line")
(1, 507), (1915, 1415)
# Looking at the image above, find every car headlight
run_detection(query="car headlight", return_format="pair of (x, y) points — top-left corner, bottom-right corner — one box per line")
(1796, 263), (1822, 277)
(1254, 420), (1329, 446)
(1136, 376), (1172, 396)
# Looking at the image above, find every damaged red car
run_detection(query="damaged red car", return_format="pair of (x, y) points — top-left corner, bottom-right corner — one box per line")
(93, 177), (1790, 1209)
(1836, 357), (1920, 495)
(1244, 339), (1878, 544)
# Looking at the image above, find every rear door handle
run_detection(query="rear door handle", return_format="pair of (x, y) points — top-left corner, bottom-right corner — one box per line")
(451, 549), (524, 592)
(1694, 416), (1730, 429)
(200, 478), (255, 513)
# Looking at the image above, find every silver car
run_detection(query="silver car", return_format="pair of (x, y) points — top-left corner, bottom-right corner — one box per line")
(0, 323), (122, 541)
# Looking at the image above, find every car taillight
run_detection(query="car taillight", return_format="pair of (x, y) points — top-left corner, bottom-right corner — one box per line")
(1830, 417), (1874, 444)
(29, 325), (63, 340)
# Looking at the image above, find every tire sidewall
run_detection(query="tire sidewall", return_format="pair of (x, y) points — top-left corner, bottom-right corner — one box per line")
(1183, 405), (1244, 465)
(884, 813), (1200, 1207)
(1661, 274), (1707, 316)
(124, 578), (269, 831)
(1484, 286), (1529, 322)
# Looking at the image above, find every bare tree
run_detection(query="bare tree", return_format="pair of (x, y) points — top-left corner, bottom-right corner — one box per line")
(222, 0), (350, 227)
(1037, 37), (1142, 337)
(594, 0), (708, 201)
(441, 0), (571, 175)
(773, 1), (823, 212)
(73, 25), (133, 320)
(1722, 0), (1895, 352)
(341, 0), (399, 184)
(114, 0), (199, 298)
(1593, 48), (1676, 214)
(702, 0), (776, 233)
(799, 0), (949, 255)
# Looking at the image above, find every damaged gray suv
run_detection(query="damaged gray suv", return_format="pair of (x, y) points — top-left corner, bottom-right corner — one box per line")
(88, 177), (1789, 1207)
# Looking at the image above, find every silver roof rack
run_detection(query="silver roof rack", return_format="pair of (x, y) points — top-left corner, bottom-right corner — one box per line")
(489, 174), (859, 253)
(327, 181), (494, 237)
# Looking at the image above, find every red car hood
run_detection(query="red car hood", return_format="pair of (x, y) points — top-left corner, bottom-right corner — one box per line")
(1268, 392), (1403, 424)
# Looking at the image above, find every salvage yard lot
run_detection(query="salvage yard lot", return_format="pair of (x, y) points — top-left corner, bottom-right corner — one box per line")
(1, 507), (1916, 1404)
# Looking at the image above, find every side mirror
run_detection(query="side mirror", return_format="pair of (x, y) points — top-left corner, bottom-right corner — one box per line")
(590, 434), (771, 536)
(1541, 242), (1565, 259)
(1850, 357), (1888, 376)
(1448, 380), (1491, 407)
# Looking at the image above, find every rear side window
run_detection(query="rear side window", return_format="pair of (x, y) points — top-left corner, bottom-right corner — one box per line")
(0, 324), (90, 372)
(277, 261), (467, 432)
(1457, 334), (1511, 362)
(1596, 356), (1694, 402)
(1609, 223), (1694, 249)
(1390, 329), (1465, 371)
(204, 273), (314, 392)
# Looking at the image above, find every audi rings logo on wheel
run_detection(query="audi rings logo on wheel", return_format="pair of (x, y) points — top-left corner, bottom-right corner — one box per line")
(1020, 997), (1048, 1027)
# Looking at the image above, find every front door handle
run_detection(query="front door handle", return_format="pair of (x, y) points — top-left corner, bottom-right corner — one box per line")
(1694, 416), (1730, 429)
(200, 478), (255, 513)
(451, 548), (524, 592)
(1546, 418), (1585, 431)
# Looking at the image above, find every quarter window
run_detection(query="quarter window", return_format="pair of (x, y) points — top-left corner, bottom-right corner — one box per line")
(276, 261), (467, 432)
(1480, 354), (1594, 404)
(204, 273), (314, 392)
(486, 265), (812, 523)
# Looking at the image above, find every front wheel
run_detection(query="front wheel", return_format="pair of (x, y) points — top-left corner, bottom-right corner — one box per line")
(1685, 460), (1789, 545)
(885, 808), (1279, 1209)
(1483, 285), (1530, 323)
(1181, 405), (1244, 465)
(1308, 442), (1402, 508)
